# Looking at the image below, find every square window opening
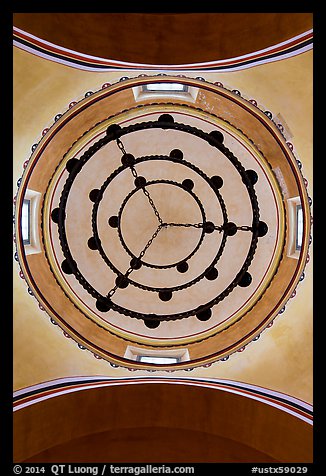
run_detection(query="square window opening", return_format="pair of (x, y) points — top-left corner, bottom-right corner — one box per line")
(22, 199), (31, 245)
(142, 83), (188, 94)
(296, 204), (303, 251)
(136, 356), (180, 365)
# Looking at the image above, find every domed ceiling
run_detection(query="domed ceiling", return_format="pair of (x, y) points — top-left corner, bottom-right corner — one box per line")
(14, 75), (311, 370)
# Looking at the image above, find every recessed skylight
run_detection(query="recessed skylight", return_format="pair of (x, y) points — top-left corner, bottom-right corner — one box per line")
(133, 82), (198, 103)
(21, 199), (31, 245)
(137, 356), (179, 364)
(296, 204), (303, 250)
(142, 83), (188, 93)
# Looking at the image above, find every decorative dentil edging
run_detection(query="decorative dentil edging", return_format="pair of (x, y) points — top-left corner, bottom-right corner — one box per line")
(13, 74), (312, 371)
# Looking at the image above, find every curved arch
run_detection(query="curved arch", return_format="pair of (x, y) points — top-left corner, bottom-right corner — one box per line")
(14, 377), (313, 463)
(13, 13), (312, 66)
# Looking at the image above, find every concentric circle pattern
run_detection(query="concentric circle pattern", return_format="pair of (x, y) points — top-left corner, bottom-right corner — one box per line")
(55, 117), (262, 327)
(15, 75), (311, 369)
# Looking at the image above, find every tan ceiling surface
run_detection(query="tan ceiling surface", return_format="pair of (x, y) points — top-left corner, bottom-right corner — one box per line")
(44, 109), (283, 342)
(13, 47), (312, 402)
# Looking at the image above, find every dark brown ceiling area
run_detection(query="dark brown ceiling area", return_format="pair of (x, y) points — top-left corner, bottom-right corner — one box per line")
(13, 13), (312, 64)
(15, 383), (312, 463)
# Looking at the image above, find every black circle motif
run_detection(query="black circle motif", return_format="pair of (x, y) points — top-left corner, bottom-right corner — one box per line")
(56, 117), (263, 325)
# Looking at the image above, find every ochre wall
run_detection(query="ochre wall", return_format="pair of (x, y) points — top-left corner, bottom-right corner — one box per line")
(13, 45), (312, 401)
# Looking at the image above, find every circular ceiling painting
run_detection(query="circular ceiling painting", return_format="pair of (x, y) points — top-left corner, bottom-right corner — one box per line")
(14, 75), (311, 369)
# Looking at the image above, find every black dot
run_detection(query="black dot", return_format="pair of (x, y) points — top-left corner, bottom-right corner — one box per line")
(158, 113), (174, 125)
(169, 149), (183, 160)
(196, 309), (212, 321)
(51, 208), (60, 224)
(257, 221), (268, 237)
(224, 222), (237, 236)
(134, 176), (146, 188)
(121, 153), (135, 167)
(66, 158), (79, 173)
(177, 261), (188, 273)
(61, 259), (76, 275)
(89, 189), (100, 202)
(96, 298), (112, 312)
(205, 267), (218, 281)
(209, 130), (224, 144)
(211, 175), (224, 189)
(115, 275), (129, 288)
(108, 216), (119, 228)
(87, 237), (98, 250)
(144, 319), (160, 329)
(130, 257), (142, 270)
(106, 123), (121, 137)
(159, 290), (172, 301)
(182, 179), (194, 190)
(244, 169), (258, 185)
(239, 272), (252, 287)
(203, 221), (215, 234)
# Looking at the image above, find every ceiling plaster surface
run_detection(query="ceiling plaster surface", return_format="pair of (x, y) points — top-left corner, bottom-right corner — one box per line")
(44, 109), (282, 343)
(13, 47), (312, 403)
